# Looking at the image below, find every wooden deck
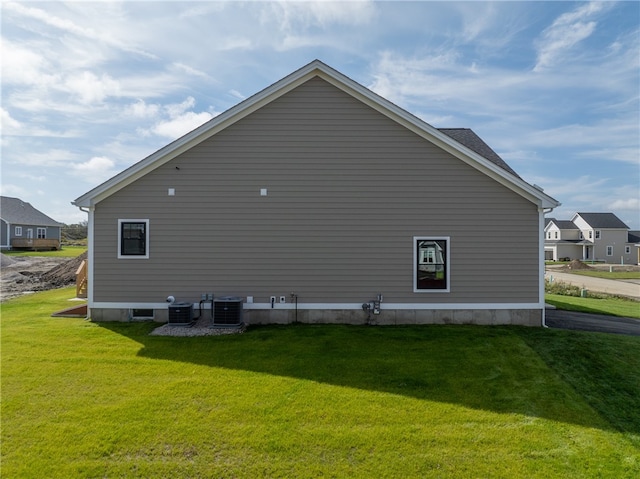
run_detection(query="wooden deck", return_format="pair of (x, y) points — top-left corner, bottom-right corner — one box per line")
(11, 238), (60, 251)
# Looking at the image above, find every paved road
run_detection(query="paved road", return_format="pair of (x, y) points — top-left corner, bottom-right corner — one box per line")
(545, 270), (640, 299)
(545, 308), (640, 336)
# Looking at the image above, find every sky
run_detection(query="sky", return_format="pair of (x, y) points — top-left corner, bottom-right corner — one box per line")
(2, 1), (639, 229)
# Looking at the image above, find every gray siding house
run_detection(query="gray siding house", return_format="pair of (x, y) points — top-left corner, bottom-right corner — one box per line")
(73, 61), (560, 326)
(1, 196), (63, 251)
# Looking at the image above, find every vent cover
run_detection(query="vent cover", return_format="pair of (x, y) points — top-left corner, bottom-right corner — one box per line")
(213, 297), (243, 326)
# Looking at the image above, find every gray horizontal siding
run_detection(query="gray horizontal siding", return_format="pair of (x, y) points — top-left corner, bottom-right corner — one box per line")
(93, 77), (539, 304)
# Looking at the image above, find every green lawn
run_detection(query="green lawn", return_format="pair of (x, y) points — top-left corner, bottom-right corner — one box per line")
(3, 246), (86, 258)
(2, 288), (639, 478)
(546, 293), (640, 319)
(567, 270), (640, 280)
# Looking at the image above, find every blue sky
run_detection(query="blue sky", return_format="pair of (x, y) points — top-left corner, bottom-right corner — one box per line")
(2, 1), (639, 228)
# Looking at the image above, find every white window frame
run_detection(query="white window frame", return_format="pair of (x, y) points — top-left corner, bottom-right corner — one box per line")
(15, 226), (22, 236)
(118, 219), (149, 259)
(595, 230), (601, 240)
(37, 227), (46, 239)
(606, 245), (613, 256)
(625, 246), (631, 254)
(413, 236), (450, 293)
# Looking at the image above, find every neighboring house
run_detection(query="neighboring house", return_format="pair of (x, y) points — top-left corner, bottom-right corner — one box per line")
(545, 212), (639, 264)
(73, 60), (560, 326)
(1, 196), (63, 251)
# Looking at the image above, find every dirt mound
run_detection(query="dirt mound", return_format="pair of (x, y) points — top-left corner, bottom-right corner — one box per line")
(1, 253), (18, 268)
(1, 252), (87, 301)
(41, 252), (87, 286)
(562, 259), (592, 271)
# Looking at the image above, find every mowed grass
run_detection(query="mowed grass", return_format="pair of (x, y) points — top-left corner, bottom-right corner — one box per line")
(546, 293), (640, 319)
(3, 246), (86, 258)
(2, 288), (640, 478)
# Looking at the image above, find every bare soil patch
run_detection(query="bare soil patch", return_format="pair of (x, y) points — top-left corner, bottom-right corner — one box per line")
(561, 259), (592, 271)
(1, 253), (86, 302)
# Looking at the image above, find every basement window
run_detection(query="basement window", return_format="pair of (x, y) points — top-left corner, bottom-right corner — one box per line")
(131, 309), (154, 319)
(118, 219), (149, 259)
(414, 237), (450, 292)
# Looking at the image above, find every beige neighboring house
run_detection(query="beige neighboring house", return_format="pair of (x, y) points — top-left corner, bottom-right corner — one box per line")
(73, 60), (560, 327)
(545, 212), (640, 264)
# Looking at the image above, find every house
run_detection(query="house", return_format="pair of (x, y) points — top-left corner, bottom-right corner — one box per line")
(545, 212), (639, 264)
(1, 196), (63, 251)
(72, 60), (560, 326)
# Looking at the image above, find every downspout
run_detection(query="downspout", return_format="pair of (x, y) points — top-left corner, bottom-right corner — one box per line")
(540, 206), (555, 328)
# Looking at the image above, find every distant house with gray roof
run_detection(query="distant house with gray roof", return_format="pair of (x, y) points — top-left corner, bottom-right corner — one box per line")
(545, 212), (639, 264)
(1, 196), (63, 250)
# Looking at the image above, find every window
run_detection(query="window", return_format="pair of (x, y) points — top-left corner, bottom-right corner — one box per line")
(37, 228), (46, 239)
(588, 231), (593, 239)
(579, 232), (584, 239)
(595, 230), (601, 240)
(414, 237), (450, 292)
(15, 226), (22, 236)
(625, 246), (631, 254)
(118, 220), (149, 258)
(554, 231), (558, 239)
(606, 245), (613, 256)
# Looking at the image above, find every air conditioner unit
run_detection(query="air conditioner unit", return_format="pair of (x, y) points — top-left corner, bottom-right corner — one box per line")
(168, 302), (193, 325)
(213, 297), (243, 326)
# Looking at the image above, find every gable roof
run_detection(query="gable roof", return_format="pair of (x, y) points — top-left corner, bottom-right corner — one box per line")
(628, 231), (640, 244)
(1, 196), (63, 227)
(546, 219), (579, 230)
(438, 128), (520, 178)
(573, 212), (629, 229)
(73, 60), (560, 210)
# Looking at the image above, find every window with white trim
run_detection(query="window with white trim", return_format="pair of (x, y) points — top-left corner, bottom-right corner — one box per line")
(625, 246), (631, 254)
(118, 220), (149, 259)
(606, 245), (613, 256)
(37, 228), (46, 239)
(595, 230), (601, 240)
(15, 226), (22, 236)
(414, 237), (450, 292)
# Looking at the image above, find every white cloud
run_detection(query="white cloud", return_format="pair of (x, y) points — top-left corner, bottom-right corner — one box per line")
(171, 62), (213, 79)
(62, 71), (121, 104)
(534, 2), (611, 72)
(71, 156), (118, 183)
(267, 0), (376, 30)
(125, 100), (161, 119)
(151, 111), (214, 139)
(136, 97), (216, 140)
(17, 149), (79, 167)
(610, 197), (640, 211)
(1, 108), (22, 133)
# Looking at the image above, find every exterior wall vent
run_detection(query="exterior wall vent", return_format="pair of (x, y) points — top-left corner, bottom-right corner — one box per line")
(213, 297), (243, 326)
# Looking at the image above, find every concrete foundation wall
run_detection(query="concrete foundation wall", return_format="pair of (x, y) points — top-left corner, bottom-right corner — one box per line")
(89, 307), (543, 327)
